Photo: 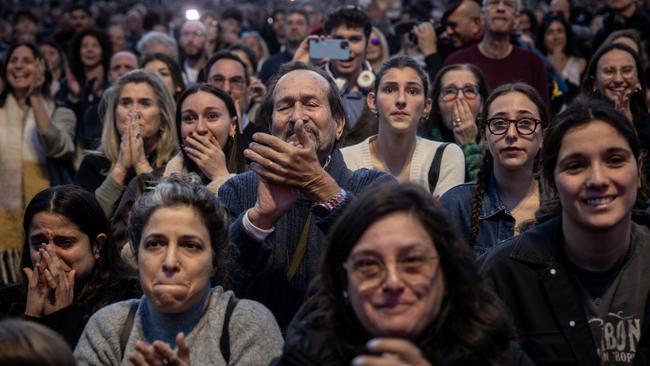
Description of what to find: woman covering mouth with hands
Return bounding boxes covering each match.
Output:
[110,84,246,257]
[440,83,547,255]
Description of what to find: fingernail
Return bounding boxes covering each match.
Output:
[367,339,380,349]
[351,356,366,366]
[42,251,50,258]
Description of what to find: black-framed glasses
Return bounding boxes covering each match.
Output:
[440,84,479,102]
[485,117,541,135]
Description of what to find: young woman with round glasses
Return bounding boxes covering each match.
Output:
[440,83,547,255]
[421,64,488,181]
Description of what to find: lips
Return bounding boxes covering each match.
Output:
[501,146,523,153]
[391,111,409,118]
[582,196,615,207]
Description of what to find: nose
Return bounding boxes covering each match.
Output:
[162,245,180,274]
[505,120,519,140]
[382,263,405,292]
[290,102,307,123]
[612,70,624,83]
[396,88,407,107]
[195,116,209,135]
[586,163,609,189]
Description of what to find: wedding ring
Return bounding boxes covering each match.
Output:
[453,118,461,127]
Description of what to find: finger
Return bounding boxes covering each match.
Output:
[293,120,314,150]
[247,142,287,165]
[23,267,36,287]
[66,269,76,291]
[351,355,404,366]
[176,332,190,363]
[244,148,288,176]
[251,133,293,153]
[128,351,149,366]
[134,341,161,366]
[43,268,57,289]
[152,342,177,365]
[366,338,426,365]
[183,146,207,162]
[249,162,290,186]
[40,249,58,278]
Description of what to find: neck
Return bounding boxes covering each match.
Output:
[13,90,30,105]
[493,163,536,209]
[185,56,206,70]
[373,132,416,178]
[562,214,632,272]
[143,137,158,156]
[619,3,636,18]
[51,67,62,81]
[479,33,513,59]
[144,287,211,347]
[85,64,103,80]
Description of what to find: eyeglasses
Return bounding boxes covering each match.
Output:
[210,75,246,91]
[485,117,541,135]
[599,65,637,80]
[343,254,439,289]
[370,37,381,45]
[440,84,480,102]
[181,30,206,39]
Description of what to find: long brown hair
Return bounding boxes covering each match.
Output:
[469,83,549,244]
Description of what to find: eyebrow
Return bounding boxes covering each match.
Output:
[381,81,423,87]
[558,147,633,163]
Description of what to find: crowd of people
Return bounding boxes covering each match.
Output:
[1,0,650,365]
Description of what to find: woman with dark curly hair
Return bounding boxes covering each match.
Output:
[482,98,650,365]
[275,182,531,365]
[0,185,138,347]
[440,83,548,255]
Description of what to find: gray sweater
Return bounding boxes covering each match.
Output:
[74,287,283,365]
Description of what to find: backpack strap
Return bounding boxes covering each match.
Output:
[428,143,450,194]
[221,294,239,364]
[120,301,138,358]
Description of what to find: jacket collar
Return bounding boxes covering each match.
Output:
[480,174,509,219]
[509,216,563,266]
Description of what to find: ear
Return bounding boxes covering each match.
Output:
[335,112,346,140]
[230,116,238,138]
[367,91,377,114]
[94,233,107,252]
[424,97,433,117]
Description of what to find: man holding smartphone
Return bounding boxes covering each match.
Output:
[323,5,374,139]
[259,9,310,83]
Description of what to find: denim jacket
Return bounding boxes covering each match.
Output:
[439,174,515,255]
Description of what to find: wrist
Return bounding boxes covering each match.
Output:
[248,205,278,230]
[307,170,341,202]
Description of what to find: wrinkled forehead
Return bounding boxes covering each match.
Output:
[272,69,331,104]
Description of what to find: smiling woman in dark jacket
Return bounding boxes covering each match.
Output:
[481,98,650,365]
[275,183,532,366]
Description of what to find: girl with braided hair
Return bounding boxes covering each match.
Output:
[440,83,548,255]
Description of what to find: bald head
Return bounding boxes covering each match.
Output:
[446,0,484,47]
[109,51,138,83]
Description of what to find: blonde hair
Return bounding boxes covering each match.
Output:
[97,69,177,170]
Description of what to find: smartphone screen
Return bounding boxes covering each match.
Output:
[309,39,350,60]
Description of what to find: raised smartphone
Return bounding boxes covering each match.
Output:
[309,39,350,60]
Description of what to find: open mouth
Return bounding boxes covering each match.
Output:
[582,196,615,207]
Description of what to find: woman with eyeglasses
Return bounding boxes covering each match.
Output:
[482,98,650,365]
[342,56,465,197]
[274,183,532,365]
[420,64,489,181]
[440,83,547,255]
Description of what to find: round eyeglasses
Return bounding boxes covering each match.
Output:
[485,117,541,135]
[440,84,480,102]
[343,254,439,289]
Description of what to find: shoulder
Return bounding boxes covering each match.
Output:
[347,167,395,189]
[512,47,545,65]
[445,45,479,63]
[80,298,140,345]
[341,137,372,169]
[440,182,477,203]
[219,171,259,200]
[480,218,561,272]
